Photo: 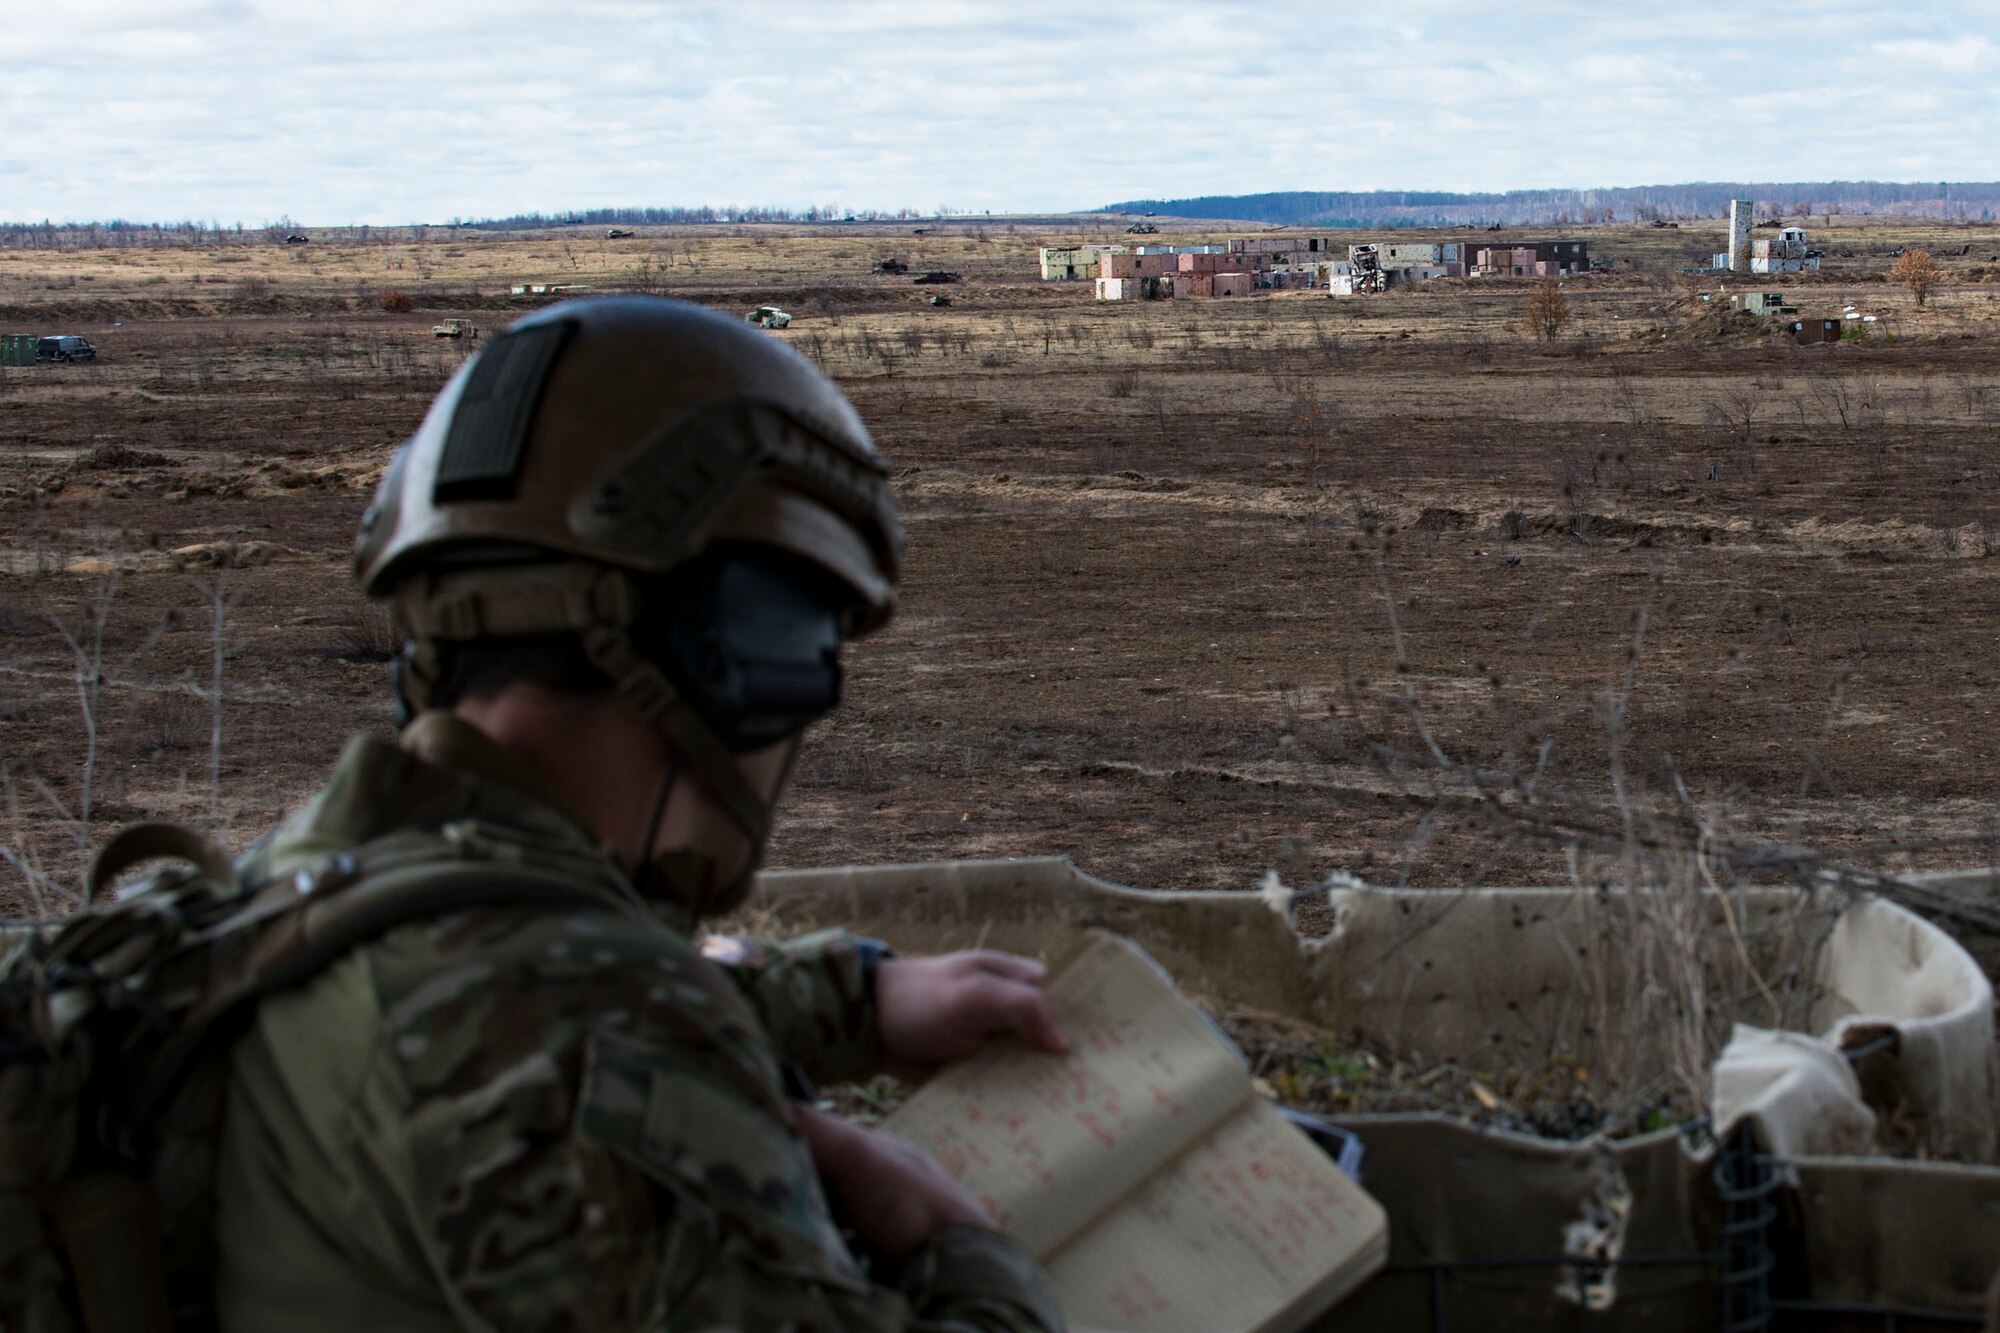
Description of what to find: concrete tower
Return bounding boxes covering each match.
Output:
[1728,199,1753,272]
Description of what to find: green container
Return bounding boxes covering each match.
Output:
[1,334,39,367]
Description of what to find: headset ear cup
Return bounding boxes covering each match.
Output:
[640,548,846,752]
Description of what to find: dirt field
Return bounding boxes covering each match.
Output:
[5,217,2000,972]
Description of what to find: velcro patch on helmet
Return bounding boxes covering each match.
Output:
[435,320,575,503]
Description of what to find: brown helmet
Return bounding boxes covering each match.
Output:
[357,295,899,623]
[355,296,903,901]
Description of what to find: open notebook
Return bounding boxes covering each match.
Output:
[881,931,1387,1333]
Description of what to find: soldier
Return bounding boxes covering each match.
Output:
[211,297,1068,1330]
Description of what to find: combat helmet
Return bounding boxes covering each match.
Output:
[355,296,903,906]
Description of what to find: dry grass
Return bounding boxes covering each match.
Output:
[3,217,2000,940]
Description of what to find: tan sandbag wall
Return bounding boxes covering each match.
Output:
[752,856,2000,1329]
[753,857,1993,1154]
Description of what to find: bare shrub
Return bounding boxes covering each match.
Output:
[1520,280,1573,341]
[1890,248,1946,307]
[625,254,668,295]
[130,684,207,757]
[333,600,398,663]
[378,289,415,314]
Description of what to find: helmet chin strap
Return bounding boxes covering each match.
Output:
[630,751,682,891]
[630,733,805,921]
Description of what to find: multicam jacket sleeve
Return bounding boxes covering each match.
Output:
[699,928,886,1087]
[358,906,1062,1333]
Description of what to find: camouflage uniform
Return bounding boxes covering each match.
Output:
[211,711,1062,1332]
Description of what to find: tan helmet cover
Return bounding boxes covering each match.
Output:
[355,295,901,627]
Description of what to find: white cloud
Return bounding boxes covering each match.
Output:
[1871,36,1997,71]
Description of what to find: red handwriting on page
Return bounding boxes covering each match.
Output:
[881,933,1250,1255]
[1045,1098,1385,1333]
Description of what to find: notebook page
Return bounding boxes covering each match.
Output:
[1044,1096,1388,1333]
[881,931,1250,1256]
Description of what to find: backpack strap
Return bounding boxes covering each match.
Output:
[117,845,648,1157]
[85,824,235,904]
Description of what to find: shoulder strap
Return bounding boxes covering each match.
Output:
[118,851,647,1156]
[85,823,236,903]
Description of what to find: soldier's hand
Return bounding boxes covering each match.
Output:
[874,951,1069,1081]
[796,1102,996,1259]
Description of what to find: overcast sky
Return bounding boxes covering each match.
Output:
[6,1,1997,225]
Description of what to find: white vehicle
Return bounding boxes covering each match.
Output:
[747,305,793,329]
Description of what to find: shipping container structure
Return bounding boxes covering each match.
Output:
[1381,242,1442,266]
[1534,240,1588,273]
[1471,240,1589,277]
[1331,243,1464,293]
[1791,318,1844,344]
[1336,246,1389,294]
[1039,245,1124,281]
[1230,236,1315,255]
[0,334,37,367]
[1731,291,1797,317]
[1177,252,1243,274]
[1474,247,1531,276]
[1750,227,1822,274]
[1212,272,1255,297]
[1096,275,1173,301]
[1099,252,1177,279]
[1171,272,1214,299]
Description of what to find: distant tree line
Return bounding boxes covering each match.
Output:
[459,204,926,230]
[1101,182,2000,228]
[0,205,933,249]
[0,219,260,250]
[0,216,336,250]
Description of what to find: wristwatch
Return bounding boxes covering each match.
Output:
[853,936,896,1007]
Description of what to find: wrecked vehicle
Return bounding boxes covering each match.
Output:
[35,335,96,364]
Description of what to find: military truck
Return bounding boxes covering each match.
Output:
[746,305,793,329]
[431,319,478,340]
